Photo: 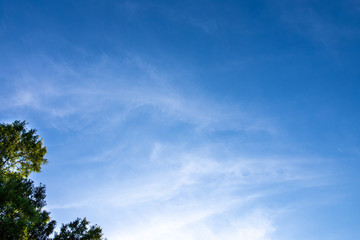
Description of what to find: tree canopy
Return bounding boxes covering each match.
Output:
[0,120,47,177]
[0,120,106,239]
[53,218,103,240]
[0,174,56,239]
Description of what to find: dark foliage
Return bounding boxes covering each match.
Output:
[0,174,56,239]
[53,218,104,240]
[0,121,105,239]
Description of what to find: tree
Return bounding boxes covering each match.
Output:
[0,120,105,239]
[53,218,104,240]
[0,174,56,239]
[0,120,47,178]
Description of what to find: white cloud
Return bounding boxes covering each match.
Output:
[106,208,275,240]
[1,54,277,135]
[1,54,331,240]
[46,141,327,240]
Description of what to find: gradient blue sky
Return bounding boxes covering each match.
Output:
[1,0,360,239]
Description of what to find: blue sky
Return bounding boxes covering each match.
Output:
[1,0,360,239]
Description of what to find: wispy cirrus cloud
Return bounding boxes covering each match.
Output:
[274,0,360,52]
[0,54,277,135]
[45,140,330,240]
[0,50,332,240]
[1,1,358,239]
[108,208,275,240]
